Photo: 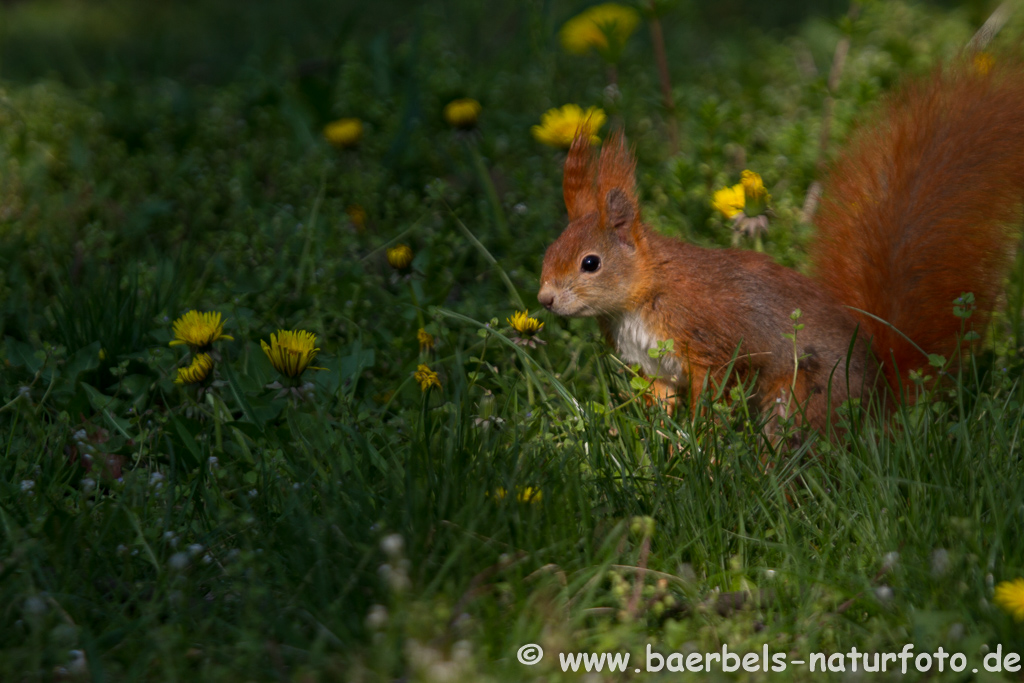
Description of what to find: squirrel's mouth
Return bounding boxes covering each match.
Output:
[538,282,602,318]
[549,297,597,318]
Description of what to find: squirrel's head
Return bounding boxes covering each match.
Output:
[538,130,646,318]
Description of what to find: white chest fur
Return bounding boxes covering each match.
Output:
[609,312,682,383]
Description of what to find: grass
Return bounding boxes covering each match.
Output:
[1,0,1024,680]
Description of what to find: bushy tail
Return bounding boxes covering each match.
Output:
[811,59,1024,391]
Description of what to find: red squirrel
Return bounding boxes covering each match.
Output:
[537,62,1024,432]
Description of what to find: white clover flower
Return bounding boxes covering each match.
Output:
[68,649,88,675]
[188,543,204,557]
[931,548,950,577]
[881,551,899,571]
[20,480,35,492]
[169,552,190,570]
[365,604,388,630]
[381,534,405,559]
[451,640,473,662]
[23,596,47,615]
[81,478,96,493]
[875,585,894,603]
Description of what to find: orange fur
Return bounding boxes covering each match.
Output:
[563,129,598,221]
[811,62,1024,392]
[539,61,1023,433]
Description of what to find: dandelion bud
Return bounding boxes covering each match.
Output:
[323,118,362,148]
[740,170,769,217]
[443,98,482,130]
[346,205,367,231]
[174,353,214,385]
[417,328,435,352]
[386,244,414,270]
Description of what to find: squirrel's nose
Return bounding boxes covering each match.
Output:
[537,284,555,310]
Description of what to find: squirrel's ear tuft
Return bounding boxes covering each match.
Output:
[598,130,639,243]
[563,131,598,220]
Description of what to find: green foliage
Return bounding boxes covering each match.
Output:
[1,0,1024,680]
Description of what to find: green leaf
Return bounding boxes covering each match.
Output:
[630,376,652,392]
[221,359,260,428]
[170,414,202,466]
[5,337,42,373]
[80,382,123,415]
[64,342,102,382]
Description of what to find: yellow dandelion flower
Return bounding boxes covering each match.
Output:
[260,330,325,378]
[174,353,214,385]
[443,98,482,129]
[974,52,994,75]
[994,578,1024,621]
[740,169,770,217]
[169,310,234,350]
[712,184,744,219]
[417,328,435,352]
[531,104,605,148]
[491,486,542,503]
[559,3,640,57]
[323,118,363,148]
[387,244,414,270]
[508,311,546,348]
[507,313,548,350]
[508,311,544,336]
[414,364,441,391]
[346,204,367,230]
[517,486,542,503]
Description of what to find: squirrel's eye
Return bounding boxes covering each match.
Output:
[581,255,601,272]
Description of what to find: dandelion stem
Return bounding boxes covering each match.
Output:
[294,171,326,298]
[408,280,426,329]
[804,2,858,223]
[445,205,527,310]
[465,140,510,243]
[32,370,58,416]
[0,371,39,415]
[360,217,424,262]
[646,6,678,154]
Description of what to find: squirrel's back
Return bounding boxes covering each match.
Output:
[811,60,1024,391]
